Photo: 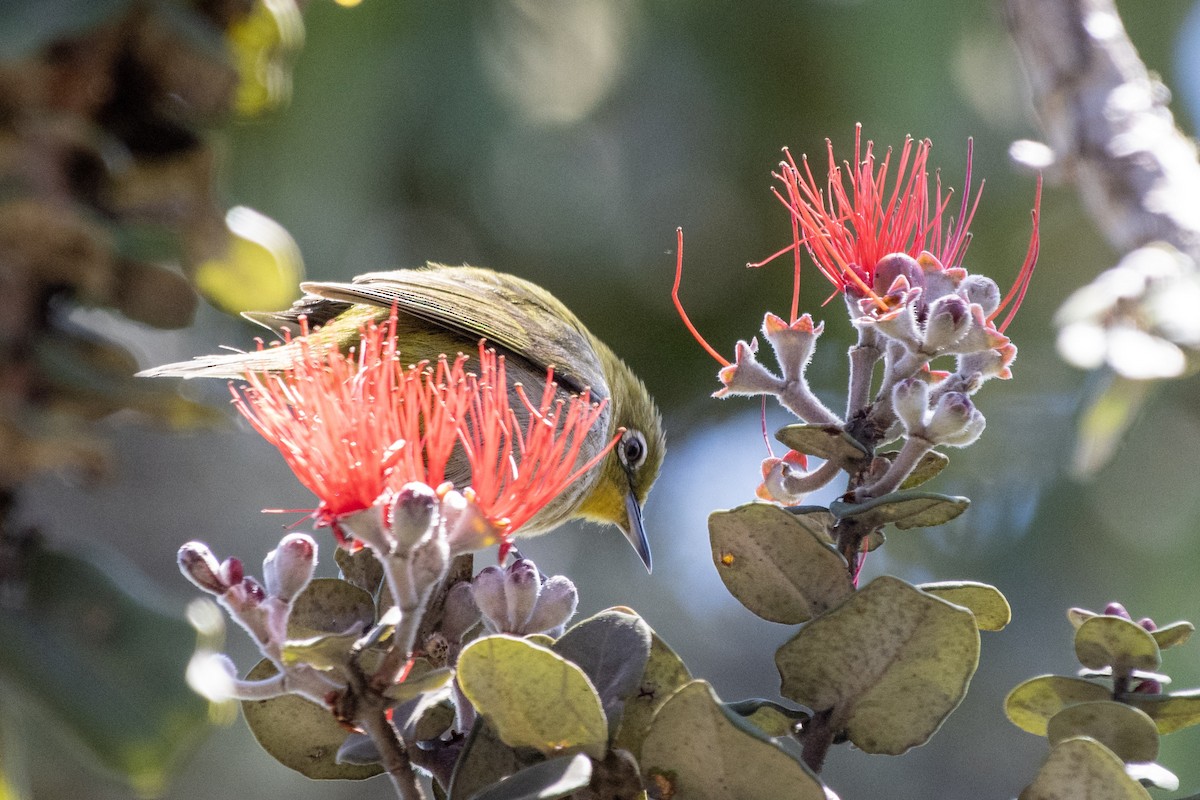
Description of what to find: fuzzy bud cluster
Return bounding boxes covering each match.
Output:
[471,559,579,638]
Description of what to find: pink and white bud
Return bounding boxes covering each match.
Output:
[961,274,1002,316]
[925,392,986,447]
[892,378,930,434]
[263,533,317,602]
[219,557,243,588]
[178,542,226,594]
[922,295,971,352]
[523,575,579,636]
[872,253,925,294]
[504,559,541,633]
[761,312,823,384]
[713,339,783,398]
[472,565,510,632]
[390,482,439,552]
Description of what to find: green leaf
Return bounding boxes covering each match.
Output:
[1074,616,1161,673]
[240,659,381,780]
[281,631,362,671]
[1149,621,1194,650]
[830,490,970,530]
[774,423,869,469]
[1068,608,1098,630]
[612,631,692,761]
[918,581,1011,631]
[1005,676,1111,736]
[457,635,607,759]
[552,609,652,738]
[287,578,376,641]
[449,720,535,800]
[464,753,592,800]
[384,666,455,705]
[1019,738,1152,800]
[897,450,950,489]
[724,699,810,737]
[709,503,853,624]
[640,681,824,800]
[0,544,211,796]
[334,547,384,596]
[1124,689,1200,734]
[1046,701,1159,763]
[775,575,979,754]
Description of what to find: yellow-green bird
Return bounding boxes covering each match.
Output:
[141,264,665,571]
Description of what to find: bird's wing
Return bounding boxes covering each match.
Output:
[301,265,608,397]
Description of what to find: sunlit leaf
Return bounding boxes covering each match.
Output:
[1046,701,1159,763]
[709,503,853,624]
[612,631,692,761]
[775,575,979,754]
[1074,616,1161,673]
[1020,737,1152,800]
[1005,676,1111,736]
[1124,689,1200,734]
[918,581,1011,631]
[193,206,302,314]
[457,635,607,759]
[640,681,823,800]
[552,609,651,737]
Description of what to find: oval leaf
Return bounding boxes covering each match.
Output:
[919,581,1011,631]
[774,423,869,468]
[1005,676,1111,736]
[612,631,692,761]
[457,635,607,759]
[1046,701,1159,763]
[1124,689,1200,734]
[1150,621,1194,650]
[1068,607,1098,630]
[775,575,979,754]
[241,659,381,780]
[449,720,533,800]
[830,490,970,530]
[898,450,950,489]
[1020,737,1152,800]
[287,578,376,641]
[552,609,651,737]
[724,699,810,737]
[1074,616,1161,673]
[709,503,854,624]
[464,753,592,800]
[640,681,824,800]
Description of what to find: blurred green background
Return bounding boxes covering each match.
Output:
[13,0,1200,796]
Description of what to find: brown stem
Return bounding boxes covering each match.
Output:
[798,707,836,773]
[344,648,427,800]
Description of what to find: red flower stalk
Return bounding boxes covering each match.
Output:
[232,311,614,543]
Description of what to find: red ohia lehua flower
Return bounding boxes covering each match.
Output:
[231,310,616,552]
[762,124,1041,337]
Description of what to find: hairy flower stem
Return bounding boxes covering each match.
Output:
[343,654,427,800]
[846,341,882,419]
[853,436,935,502]
[778,381,842,426]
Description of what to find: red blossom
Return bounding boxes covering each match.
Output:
[231,311,615,546]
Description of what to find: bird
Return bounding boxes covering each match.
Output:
[140,264,665,571]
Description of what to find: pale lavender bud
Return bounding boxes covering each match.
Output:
[961,275,1001,316]
[1139,617,1157,632]
[923,295,971,352]
[391,482,438,552]
[263,533,317,602]
[473,565,510,632]
[441,581,481,642]
[891,378,930,434]
[1133,679,1163,694]
[925,392,986,447]
[505,560,541,633]
[523,575,578,636]
[179,542,226,594]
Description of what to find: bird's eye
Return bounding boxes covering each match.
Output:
[619,430,648,470]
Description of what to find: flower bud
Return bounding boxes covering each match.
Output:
[714,339,783,398]
[961,274,1001,316]
[523,575,578,636]
[1105,602,1131,619]
[924,391,986,447]
[441,581,481,642]
[240,576,266,606]
[922,295,971,352]
[1138,617,1157,632]
[762,312,823,384]
[505,560,541,633]
[873,253,924,294]
[892,378,930,434]
[390,482,438,552]
[473,565,510,632]
[219,557,243,588]
[263,533,317,602]
[1132,678,1163,695]
[178,542,226,594]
